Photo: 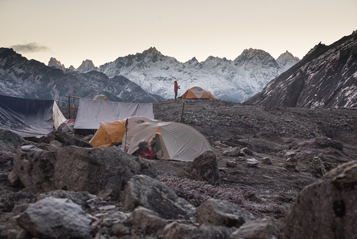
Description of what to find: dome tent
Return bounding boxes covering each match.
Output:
[181,86,217,100]
[122,121,212,162]
[93,94,109,101]
[90,116,154,147]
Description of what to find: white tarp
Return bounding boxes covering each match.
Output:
[74,98,154,129]
[52,101,67,130]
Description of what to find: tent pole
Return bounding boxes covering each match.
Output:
[68,96,71,119]
[180,100,185,123]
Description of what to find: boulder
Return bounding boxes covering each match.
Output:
[162,221,235,239]
[230,219,273,239]
[261,157,272,165]
[127,206,168,232]
[282,160,357,239]
[40,131,93,148]
[13,146,156,199]
[315,137,343,151]
[123,175,195,220]
[187,151,220,185]
[247,158,259,168]
[0,129,25,148]
[196,198,255,228]
[241,147,254,156]
[17,197,91,239]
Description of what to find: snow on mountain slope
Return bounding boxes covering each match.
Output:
[276,51,300,73]
[94,47,299,102]
[244,31,357,108]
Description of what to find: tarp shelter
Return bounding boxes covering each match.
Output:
[90,116,154,147]
[0,94,54,137]
[122,121,212,162]
[181,86,217,100]
[58,119,75,133]
[93,95,109,101]
[52,101,67,130]
[74,98,154,130]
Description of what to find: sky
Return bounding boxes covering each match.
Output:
[1,0,356,68]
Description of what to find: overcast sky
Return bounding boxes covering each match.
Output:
[1,0,356,68]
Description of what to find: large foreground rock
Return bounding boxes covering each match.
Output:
[283,160,357,239]
[187,151,220,185]
[123,175,196,220]
[196,198,255,228]
[13,146,156,199]
[17,197,91,239]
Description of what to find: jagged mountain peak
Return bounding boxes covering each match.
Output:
[48,57,65,69]
[142,47,162,55]
[77,59,96,73]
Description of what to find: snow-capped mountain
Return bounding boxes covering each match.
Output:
[0,48,164,104]
[85,47,299,102]
[244,31,357,108]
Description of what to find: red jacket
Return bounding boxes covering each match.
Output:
[139,149,156,159]
[174,81,179,91]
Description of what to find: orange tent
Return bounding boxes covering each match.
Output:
[181,86,217,100]
[90,116,154,147]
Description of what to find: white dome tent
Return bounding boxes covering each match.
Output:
[122,121,212,162]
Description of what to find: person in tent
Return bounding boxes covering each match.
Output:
[138,139,157,159]
[174,80,180,100]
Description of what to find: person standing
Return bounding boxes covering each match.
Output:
[174,80,180,99]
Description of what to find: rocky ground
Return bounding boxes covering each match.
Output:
[1,99,357,239]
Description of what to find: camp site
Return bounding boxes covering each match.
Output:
[1,85,357,239]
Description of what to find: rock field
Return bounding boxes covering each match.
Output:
[1,99,357,239]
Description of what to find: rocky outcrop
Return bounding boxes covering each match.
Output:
[283,160,357,239]
[12,146,156,199]
[17,197,91,239]
[187,151,220,185]
[36,190,97,209]
[244,31,357,108]
[123,175,195,220]
[196,199,255,228]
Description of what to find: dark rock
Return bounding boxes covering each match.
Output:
[315,137,343,151]
[13,146,156,199]
[123,175,195,220]
[37,190,96,209]
[187,151,220,185]
[40,131,93,148]
[162,221,235,239]
[226,160,237,168]
[0,129,25,148]
[17,197,91,239]
[242,147,254,156]
[261,157,272,165]
[283,160,357,239]
[110,223,130,237]
[230,219,273,239]
[196,198,255,228]
[127,206,168,232]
